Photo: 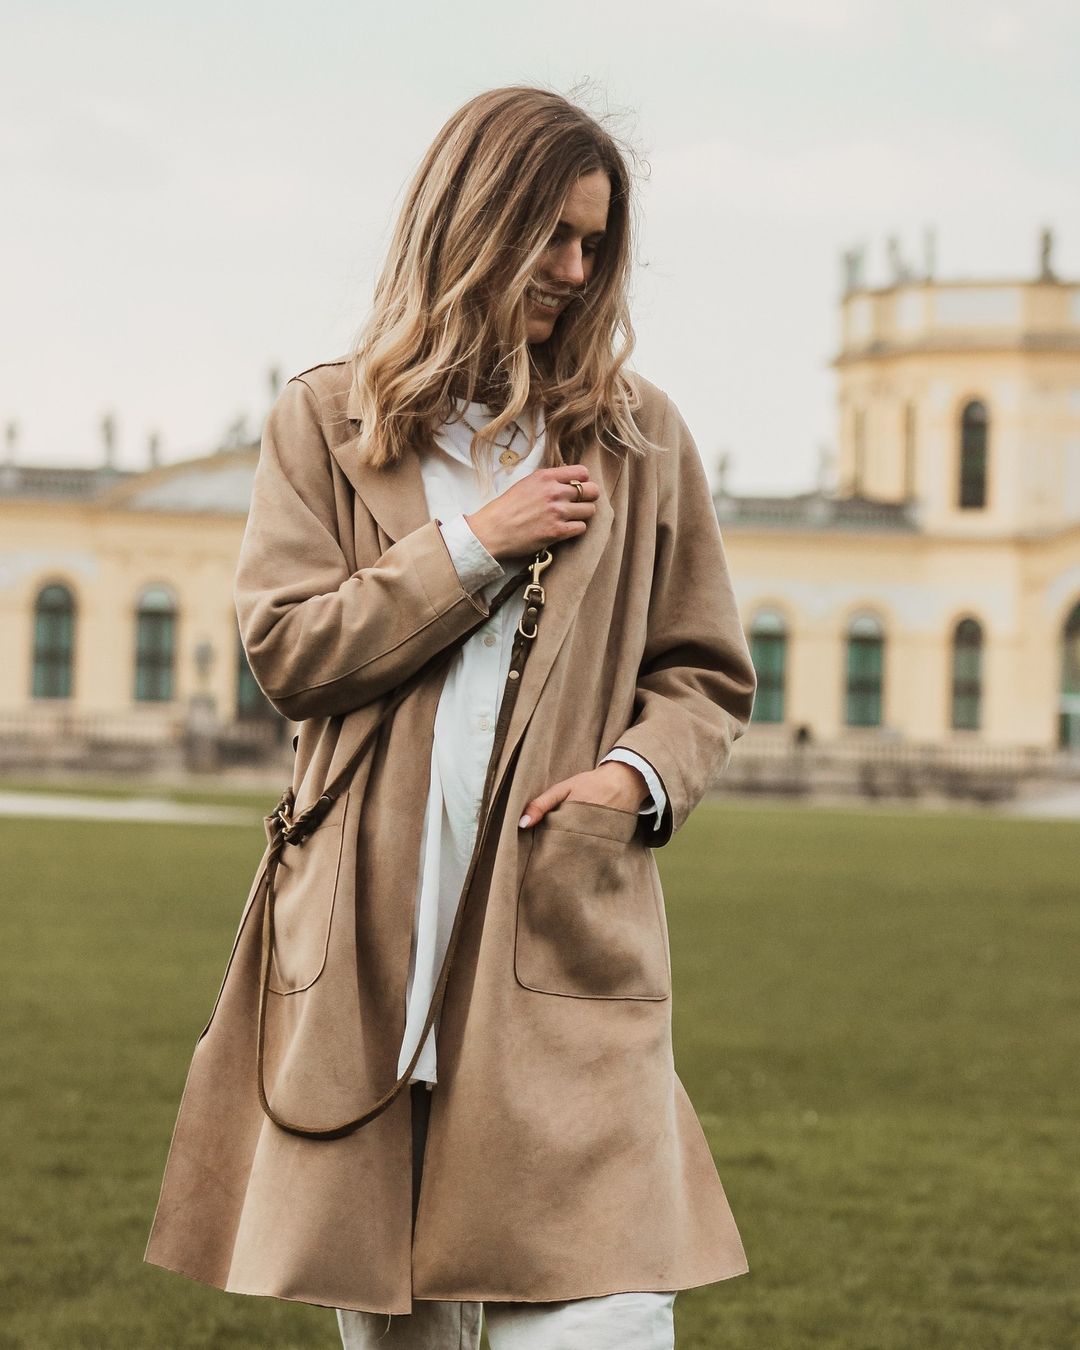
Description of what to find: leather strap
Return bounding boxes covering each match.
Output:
[255,551,552,1139]
[267,563,533,847]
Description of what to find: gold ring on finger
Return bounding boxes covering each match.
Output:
[569,479,584,502]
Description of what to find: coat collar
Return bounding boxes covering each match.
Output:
[326,375,430,543]
[336,380,552,546]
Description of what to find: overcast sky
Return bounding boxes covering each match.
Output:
[3,0,1078,493]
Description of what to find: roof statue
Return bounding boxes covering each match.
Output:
[1039,226,1057,282]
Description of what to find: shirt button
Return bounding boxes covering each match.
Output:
[479,717,490,731]
[483,633,496,647]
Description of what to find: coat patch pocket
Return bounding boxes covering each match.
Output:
[268,790,351,995]
[514,798,671,1001]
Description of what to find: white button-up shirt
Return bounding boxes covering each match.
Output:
[397,399,668,1085]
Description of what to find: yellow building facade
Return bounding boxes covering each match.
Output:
[2,246,1078,775]
[724,254,1080,756]
[0,450,275,768]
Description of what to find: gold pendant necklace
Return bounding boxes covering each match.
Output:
[460,411,530,472]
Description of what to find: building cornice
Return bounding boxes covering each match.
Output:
[832,332,1080,367]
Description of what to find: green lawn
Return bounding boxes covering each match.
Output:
[1,800,1076,1348]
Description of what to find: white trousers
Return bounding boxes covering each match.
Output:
[336,1291,677,1349]
[336,1085,677,1348]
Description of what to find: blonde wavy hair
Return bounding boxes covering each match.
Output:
[347,84,657,483]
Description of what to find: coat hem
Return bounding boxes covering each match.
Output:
[142,1253,414,1317]
[143,1253,749,1317]
[406,1264,751,1310]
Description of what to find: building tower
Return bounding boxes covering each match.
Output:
[833,229,1080,537]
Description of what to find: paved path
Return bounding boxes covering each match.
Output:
[0,791,261,827]
[1004,786,1080,820]
[3,787,1077,827]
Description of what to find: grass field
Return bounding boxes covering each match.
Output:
[1,797,1077,1348]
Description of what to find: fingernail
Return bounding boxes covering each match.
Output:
[519,814,531,828]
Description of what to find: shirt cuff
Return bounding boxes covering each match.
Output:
[598,747,668,833]
[436,513,506,593]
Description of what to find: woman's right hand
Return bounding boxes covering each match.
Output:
[464,465,600,560]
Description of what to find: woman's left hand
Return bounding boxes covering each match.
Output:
[518,762,648,829]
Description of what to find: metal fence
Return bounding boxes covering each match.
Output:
[2,708,1077,800]
[721,729,1078,803]
[0,707,290,776]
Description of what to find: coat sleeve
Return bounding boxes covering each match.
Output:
[610,392,758,848]
[234,376,496,721]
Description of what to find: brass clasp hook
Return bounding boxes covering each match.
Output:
[524,548,553,602]
[518,548,553,639]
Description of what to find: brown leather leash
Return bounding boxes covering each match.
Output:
[256,548,554,1139]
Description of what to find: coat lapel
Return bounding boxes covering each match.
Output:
[330,395,432,543]
[324,396,627,800]
[487,448,622,796]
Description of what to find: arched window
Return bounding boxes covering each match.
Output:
[134,585,178,703]
[236,629,276,721]
[1060,600,1080,750]
[749,609,787,724]
[31,583,76,699]
[951,617,983,731]
[959,400,989,509]
[845,613,885,727]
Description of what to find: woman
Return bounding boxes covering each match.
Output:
[145,86,758,1350]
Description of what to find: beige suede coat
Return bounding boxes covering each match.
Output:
[144,357,758,1314]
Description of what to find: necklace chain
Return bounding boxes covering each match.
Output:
[458,409,534,472]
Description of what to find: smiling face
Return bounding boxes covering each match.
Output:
[525,169,611,345]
